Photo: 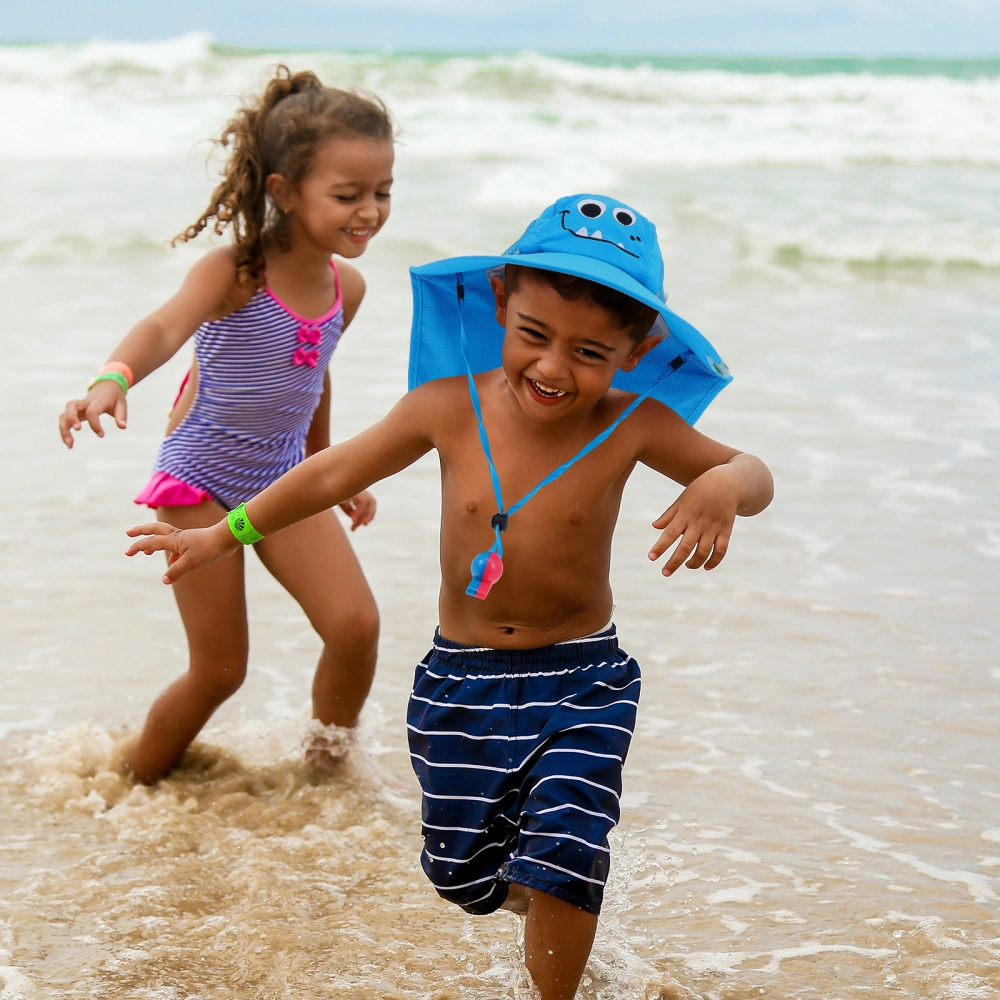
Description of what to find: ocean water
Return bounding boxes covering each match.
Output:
[1,34,998,999]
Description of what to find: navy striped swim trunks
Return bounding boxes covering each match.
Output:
[407,623,640,916]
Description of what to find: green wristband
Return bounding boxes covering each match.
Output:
[88,371,129,395]
[228,503,264,545]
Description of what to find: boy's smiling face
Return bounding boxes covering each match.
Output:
[492,272,661,422]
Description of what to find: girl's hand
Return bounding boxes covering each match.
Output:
[59,382,128,448]
[338,490,376,531]
[648,466,740,577]
[125,520,239,584]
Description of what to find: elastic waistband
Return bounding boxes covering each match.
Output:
[430,624,620,674]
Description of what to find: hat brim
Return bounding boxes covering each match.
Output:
[417,251,670,318]
[409,253,732,425]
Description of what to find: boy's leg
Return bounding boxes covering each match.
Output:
[524,887,598,1000]
[408,637,518,913]
[254,509,378,745]
[129,501,248,783]
[498,638,640,995]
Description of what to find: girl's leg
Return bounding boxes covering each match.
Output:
[522,887,599,1000]
[129,501,248,783]
[253,508,379,732]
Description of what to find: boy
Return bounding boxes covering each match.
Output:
[127,194,773,1000]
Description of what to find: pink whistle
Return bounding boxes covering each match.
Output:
[466,549,503,600]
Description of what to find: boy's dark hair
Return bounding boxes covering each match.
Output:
[174,65,394,287]
[505,264,658,344]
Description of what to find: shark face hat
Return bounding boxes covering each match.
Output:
[408,193,733,600]
[511,194,666,299]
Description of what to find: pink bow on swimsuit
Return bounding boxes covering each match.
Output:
[293,347,320,367]
[293,325,322,366]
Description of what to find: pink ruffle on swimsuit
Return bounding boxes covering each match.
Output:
[135,262,344,510]
[135,469,211,507]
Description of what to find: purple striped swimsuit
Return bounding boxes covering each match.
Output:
[152,265,344,511]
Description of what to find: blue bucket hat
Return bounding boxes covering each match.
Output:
[407,194,733,601]
[408,193,732,424]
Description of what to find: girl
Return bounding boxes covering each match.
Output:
[58,67,394,783]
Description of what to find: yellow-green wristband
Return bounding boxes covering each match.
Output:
[227,503,264,545]
[88,371,129,395]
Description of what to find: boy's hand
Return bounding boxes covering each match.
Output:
[339,490,376,531]
[125,520,238,584]
[648,465,740,576]
[59,382,128,448]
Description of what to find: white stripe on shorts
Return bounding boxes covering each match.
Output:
[511,856,607,887]
[430,873,496,891]
[534,801,617,823]
[424,838,512,865]
[519,828,610,853]
[529,773,620,800]
[421,660,608,682]
[409,691,637,712]
[421,789,518,804]
[407,723,540,742]
[422,815,518,834]
[410,752,511,774]
[592,677,641,692]
[541,747,624,763]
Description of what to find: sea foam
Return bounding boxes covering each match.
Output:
[1,36,998,271]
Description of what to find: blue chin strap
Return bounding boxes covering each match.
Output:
[456,275,684,600]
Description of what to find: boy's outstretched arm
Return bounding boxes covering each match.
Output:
[635,400,773,577]
[126,387,438,583]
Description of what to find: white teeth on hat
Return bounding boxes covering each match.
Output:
[591,230,603,240]
[576,227,588,237]
[617,243,625,249]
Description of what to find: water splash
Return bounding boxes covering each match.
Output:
[0,719,682,999]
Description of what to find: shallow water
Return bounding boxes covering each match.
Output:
[1,38,999,999]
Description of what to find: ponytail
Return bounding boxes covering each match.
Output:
[174,65,393,287]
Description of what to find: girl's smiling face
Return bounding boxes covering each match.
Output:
[493,274,661,423]
[268,136,394,258]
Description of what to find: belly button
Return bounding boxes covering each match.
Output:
[568,510,581,525]
[466,500,478,514]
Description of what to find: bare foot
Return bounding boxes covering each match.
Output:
[304,719,354,777]
[501,881,530,915]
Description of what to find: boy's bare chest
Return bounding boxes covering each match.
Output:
[438,418,636,549]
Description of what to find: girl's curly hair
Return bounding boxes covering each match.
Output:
[174,66,394,286]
